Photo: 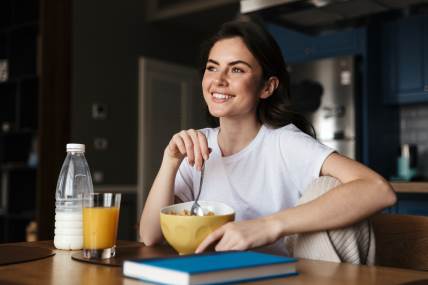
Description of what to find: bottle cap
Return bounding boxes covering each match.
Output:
[66,143,85,152]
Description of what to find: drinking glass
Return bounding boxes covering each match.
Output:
[82,193,121,259]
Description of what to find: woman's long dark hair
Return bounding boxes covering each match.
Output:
[200,19,315,138]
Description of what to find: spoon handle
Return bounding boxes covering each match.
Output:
[195,163,205,202]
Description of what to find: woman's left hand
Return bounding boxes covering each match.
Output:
[195,217,281,253]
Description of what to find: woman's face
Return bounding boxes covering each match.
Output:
[202,37,264,120]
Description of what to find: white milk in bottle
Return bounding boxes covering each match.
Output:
[54,143,93,250]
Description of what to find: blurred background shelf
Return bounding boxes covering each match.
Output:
[0,166,37,242]
[0,0,39,243]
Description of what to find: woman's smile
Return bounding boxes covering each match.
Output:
[211,92,234,103]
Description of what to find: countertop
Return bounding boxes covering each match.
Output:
[390,182,428,193]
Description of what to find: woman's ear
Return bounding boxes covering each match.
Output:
[260,77,279,99]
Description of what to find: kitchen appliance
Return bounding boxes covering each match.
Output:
[289,55,358,159]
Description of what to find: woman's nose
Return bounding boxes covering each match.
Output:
[212,71,227,86]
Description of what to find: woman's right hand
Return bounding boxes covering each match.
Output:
[164,129,209,171]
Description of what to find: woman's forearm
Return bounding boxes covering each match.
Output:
[268,178,396,238]
[139,153,182,245]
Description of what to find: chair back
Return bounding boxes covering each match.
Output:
[371,213,428,271]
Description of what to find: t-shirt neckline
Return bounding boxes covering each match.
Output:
[213,125,267,163]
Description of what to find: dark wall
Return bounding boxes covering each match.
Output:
[72,1,208,185]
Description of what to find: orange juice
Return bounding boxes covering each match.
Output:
[83,207,120,249]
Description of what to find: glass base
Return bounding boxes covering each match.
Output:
[82,246,115,259]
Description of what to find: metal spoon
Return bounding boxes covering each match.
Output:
[190,163,205,216]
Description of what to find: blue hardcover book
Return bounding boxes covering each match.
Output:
[123,251,297,285]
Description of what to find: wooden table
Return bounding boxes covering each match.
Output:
[0,241,427,285]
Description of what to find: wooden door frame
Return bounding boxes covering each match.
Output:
[137,58,201,235]
[36,0,71,240]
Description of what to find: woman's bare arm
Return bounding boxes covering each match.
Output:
[139,130,209,245]
[139,153,181,245]
[270,153,397,236]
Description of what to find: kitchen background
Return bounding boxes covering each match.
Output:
[1,0,428,243]
[401,104,428,176]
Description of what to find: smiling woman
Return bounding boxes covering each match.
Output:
[198,20,315,136]
[201,37,270,123]
[139,19,396,257]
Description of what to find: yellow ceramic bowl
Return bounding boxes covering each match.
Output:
[160,201,235,255]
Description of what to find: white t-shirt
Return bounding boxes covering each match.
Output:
[174,124,334,254]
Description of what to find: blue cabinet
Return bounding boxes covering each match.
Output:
[314,30,362,58]
[397,200,428,216]
[383,15,428,104]
[396,194,428,216]
[268,25,314,62]
[268,24,363,63]
[385,193,428,216]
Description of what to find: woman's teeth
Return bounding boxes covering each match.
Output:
[212,93,232,100]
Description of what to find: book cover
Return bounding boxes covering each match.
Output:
[123,251,297,285]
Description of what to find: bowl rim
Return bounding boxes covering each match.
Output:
[160,201,235,217]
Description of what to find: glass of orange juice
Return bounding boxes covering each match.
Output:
[82,193,121,259]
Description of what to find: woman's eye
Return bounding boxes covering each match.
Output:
[231,67,243,73]
[206,65,217,72]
